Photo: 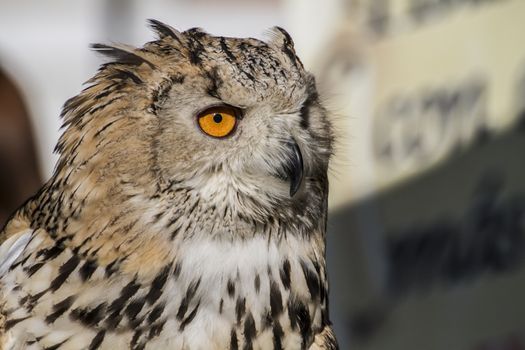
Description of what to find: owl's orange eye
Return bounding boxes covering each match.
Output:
[197,106,238,138]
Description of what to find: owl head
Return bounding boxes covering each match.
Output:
[55,20,333,233]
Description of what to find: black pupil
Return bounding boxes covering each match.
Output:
[213,113,223,123]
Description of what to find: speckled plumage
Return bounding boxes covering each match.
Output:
[0,21,337,349]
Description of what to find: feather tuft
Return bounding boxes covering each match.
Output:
[90,43,155,68]
[148,19,184,44]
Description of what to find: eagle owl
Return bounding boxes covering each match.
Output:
[0,20,337,350]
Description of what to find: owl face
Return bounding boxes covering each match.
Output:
[150,28,333,220]
[56,23,332,228]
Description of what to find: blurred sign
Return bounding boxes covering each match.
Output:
[327,121,525,350]
[313,1,525,350]
[318,0,525,207]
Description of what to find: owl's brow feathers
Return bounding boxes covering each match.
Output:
[55,20,304,173]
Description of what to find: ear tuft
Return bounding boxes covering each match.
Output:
[265,27,303,68]
[90,43,155,68]
[147,19,185,44]
[266,26,296,51]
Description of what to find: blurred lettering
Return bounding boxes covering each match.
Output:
[409,0,506,25]
[386,175,525,295]
[364,0,507,37]
[373,78,487,170]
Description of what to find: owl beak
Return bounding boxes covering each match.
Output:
[287,139,304,197]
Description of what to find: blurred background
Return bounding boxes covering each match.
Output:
[1,0,524,349]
